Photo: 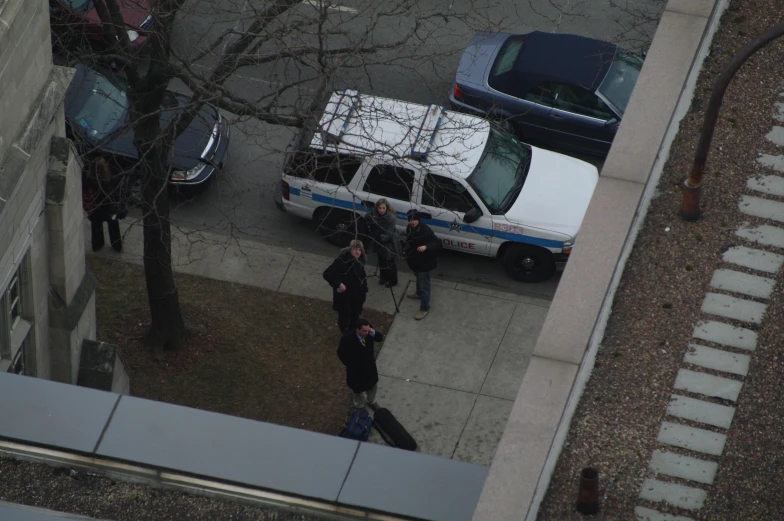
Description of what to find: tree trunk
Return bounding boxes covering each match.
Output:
[140,148,186,355]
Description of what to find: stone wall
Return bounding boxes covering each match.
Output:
[0,0,95,381]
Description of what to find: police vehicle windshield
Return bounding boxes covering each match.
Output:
[467,128,532,215]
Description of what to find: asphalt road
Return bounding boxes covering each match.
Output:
[165,0,663,300]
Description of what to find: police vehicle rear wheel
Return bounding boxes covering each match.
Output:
[503,244,555,282]
[317,210,355,247]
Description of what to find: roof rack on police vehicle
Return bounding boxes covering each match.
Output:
[322,89,360,144]
[410,104,444,160]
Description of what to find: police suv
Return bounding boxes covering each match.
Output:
[276,90,599,282]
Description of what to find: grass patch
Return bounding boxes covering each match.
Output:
[89,256,394,435]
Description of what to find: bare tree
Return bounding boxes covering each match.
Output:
[56,0,490,354]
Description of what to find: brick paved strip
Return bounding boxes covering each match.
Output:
[635,506,695,521]
[667,395,735,429]
[684,344,750,377]
[758,155,784,173]
[692,321,757,350]
[765,127,784,146]
[673,369,742,402]
[722,245,784,273]
[747,174,784,196]
[735,224,784,249]
[657,421,727,456]
[709,268,775,299]
[649,449,719,485]
[638,478,707,510]
[701,293,767,324]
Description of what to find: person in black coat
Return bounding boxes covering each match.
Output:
[403,209,442,320]
[82,157,127,252]
[337,318,384,409]
[323,239,369,334]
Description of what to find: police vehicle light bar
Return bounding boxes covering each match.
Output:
[323,89,360,143]
[410,104,444,160]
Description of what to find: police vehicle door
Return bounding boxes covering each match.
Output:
[353,160,416,234]
[417,173,492,255]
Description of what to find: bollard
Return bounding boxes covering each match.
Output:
[576,467,600,515]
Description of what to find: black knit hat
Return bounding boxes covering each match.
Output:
[407,209,425,221]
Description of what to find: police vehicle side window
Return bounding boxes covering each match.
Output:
[284,150,362,186]
[364,165,415,201]
[422,174,477,213]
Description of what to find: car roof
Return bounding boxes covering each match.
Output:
[513,31,617,95]
[310,93,490,180]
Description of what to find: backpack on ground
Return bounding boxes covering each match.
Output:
[339,408,372,441]
[373,407,417,451]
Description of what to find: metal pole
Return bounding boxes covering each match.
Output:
[682,23,784,221]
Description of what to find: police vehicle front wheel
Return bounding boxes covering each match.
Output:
[317,209,355,247]
[502,244,555,282]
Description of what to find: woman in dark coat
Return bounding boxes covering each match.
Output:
[82,157,126,252]
[323,239,369,334]
[364,198,400,287]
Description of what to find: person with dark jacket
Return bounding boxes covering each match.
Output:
[82,157,126,252]
[323,240,369,334]
[403,209,442,320]
[337,318,384,410]
[364,198,400,287]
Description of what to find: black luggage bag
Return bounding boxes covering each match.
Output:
[373,407,417,451]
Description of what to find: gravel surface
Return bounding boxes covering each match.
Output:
[0,457,330,520]
[538,0,784,519]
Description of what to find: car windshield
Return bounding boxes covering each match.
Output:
[69,72,129,142]
[467,128,532,215]
[61,0,93,13]
[597,51,643,115]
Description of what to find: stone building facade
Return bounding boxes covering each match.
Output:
[0,0,96,382]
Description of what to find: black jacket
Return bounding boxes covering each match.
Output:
[403,222,442,272]
[337,329,384,393]
[323,251,368,313]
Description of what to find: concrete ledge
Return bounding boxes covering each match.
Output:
[471,0,731,519]
[0,371,487,521]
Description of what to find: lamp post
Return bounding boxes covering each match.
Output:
[681,23,784,221]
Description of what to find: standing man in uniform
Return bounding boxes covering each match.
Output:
[403,209,442,320]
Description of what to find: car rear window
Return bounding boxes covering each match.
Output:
[284,150,362,185]
[488,35,527,97]
[490,36,526,77]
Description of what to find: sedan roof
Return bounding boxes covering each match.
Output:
[512,31,617,94]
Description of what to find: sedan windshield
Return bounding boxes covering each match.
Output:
[467,128,532,215]
[61,0,93,13]
[597,51,643,115]
[69,73,129,142]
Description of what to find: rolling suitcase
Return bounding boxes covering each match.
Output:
[373,407,417,451]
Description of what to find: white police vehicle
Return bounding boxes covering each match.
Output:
[276,89,599,282]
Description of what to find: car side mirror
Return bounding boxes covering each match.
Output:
[463,207,482,223]
[605,118,619,129]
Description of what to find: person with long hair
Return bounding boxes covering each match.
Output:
[82,157,125,252]
[323,239,369,334]
[364,198,400,287]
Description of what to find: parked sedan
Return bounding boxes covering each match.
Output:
[49,0,154,51]
[450,31,643,157]
[64,64,229,194]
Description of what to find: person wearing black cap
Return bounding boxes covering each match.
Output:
[403,209,442,320]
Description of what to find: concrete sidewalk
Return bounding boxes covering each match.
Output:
[88,220,549,464]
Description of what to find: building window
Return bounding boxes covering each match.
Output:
[1,258,34,376]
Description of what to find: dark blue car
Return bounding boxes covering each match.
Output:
[450,31,643,157]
